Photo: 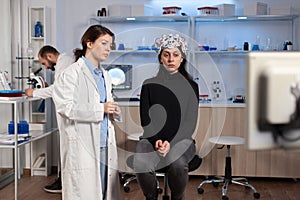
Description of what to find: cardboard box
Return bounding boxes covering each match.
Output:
[217,4,235,16]
[131,4,153,16]
[270,6,297,15]
[108,5,131,17]
[244,2,268,15]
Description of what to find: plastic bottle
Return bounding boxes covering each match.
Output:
[243,42,249,51]
[34,21,43,37]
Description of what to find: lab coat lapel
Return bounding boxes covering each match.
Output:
[79,58,98,91]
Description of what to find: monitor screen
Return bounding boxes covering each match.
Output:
[102,64,132,90]
[246,52,300,150]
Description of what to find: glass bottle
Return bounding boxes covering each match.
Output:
[34,21,43,37]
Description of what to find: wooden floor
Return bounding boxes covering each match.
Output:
[0,174,299,200]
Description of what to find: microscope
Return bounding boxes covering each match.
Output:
[15,67,45,89]
[27,68,45,89]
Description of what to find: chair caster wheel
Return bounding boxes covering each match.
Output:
[158,188,163,194]
[254,192,260,199]
[222,195,229,200]
[197,187,204,194]
[212,182,219,187]
[124,186,130,193]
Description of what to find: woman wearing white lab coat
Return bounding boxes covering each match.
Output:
[53,25,120,200]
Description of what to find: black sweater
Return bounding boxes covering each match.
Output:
[140,68,199,147]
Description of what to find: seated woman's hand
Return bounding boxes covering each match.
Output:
[155,140,170,157]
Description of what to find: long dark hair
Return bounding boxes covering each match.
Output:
[73,25,114,61]
[157,47,193,81]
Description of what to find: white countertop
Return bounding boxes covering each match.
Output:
[117,100,245,108]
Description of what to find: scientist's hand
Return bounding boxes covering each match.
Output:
[112,104,121,117]
[24,88,34,97]
[155,140,170,157]
[104,102,120,115]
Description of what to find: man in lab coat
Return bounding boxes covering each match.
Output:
[24,45,73,193]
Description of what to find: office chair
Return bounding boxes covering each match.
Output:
[124,154,202,200]
[197,136,260,200]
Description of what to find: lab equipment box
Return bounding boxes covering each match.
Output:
[217,4,236,16]
[244,2,268,15]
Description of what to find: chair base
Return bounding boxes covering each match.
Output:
[197,176,260,200]
[120,172,165,194]
[120,172,137,192]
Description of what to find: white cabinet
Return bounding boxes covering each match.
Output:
[28,6,53,176]
[89,15,298,101]
[29,6,50,63]
[191,15,298,100]
[0,97,57,200]
[192,15,298,52]
[28,6,51,124]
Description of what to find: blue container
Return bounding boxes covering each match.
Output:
[18,120,29,134]
[8,121,14,134]
[8,120,29,134]
[34,21,43,37]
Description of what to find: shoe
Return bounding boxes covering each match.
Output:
[44,176,62,193]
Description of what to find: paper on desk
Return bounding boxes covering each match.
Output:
[0,134,30,144]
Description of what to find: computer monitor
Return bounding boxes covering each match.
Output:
[246,52,300,150]
[102,64,132,90]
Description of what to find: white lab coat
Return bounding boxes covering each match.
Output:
[33,53,73,99]
[53,58,120,200]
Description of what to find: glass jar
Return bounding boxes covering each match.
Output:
[34,21,43,37]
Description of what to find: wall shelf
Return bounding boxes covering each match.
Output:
[90,14,299,100]
[193,15,298,22]
[90,15,190,23]
[31,37,45,40]
[110,50,158,54]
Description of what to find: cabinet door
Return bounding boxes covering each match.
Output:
[115,105,144,172]
[256,148,300,178]
[269,150,300,178]
[191,107,212,175]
